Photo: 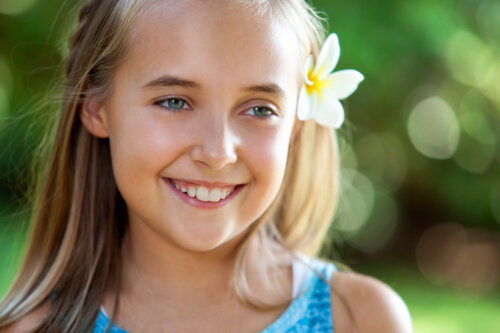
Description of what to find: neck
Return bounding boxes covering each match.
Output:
[110,219,293,318]
[103,222,294,332]
[119,224,246,307]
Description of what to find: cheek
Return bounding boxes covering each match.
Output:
[106,111,189,184]
[243,126,291,189]
[238,129,291,225]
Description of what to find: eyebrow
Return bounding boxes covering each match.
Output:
[142,75,285,99]
[142,75,200,89]
[243,83,285,100]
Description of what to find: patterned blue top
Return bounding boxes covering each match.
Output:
[92,259,336,333]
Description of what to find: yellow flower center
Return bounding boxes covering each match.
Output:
[306,67,330,99]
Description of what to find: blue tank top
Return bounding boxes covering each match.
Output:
[92,259,337,333]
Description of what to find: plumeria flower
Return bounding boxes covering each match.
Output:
[297,33,364,128]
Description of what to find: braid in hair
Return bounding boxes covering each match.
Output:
[64,0,96,80]
[64,0,106,86]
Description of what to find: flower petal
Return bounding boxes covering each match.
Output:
[327,69,364,100]
[297,85,317,120]
[313,33,340,79]
[313,93,345,128]
[304,55,314,85]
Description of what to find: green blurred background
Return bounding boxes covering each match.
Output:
[1,0,499,332]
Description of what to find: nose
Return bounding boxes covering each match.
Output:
[190,117,238,170]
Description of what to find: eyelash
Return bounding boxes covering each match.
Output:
[243,106,278,120]
[153,97,191,111]
[153,97,278,120]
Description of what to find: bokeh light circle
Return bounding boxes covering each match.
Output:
[0,0,39,15]
[407,97,460,159]
[416,223,468,285]
[334,168,375,233]
[347,191,398,253]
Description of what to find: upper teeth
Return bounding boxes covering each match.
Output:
[173,182,234,202]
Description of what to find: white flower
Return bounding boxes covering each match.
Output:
[297,33,364,128]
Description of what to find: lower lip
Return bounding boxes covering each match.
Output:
[162,178,244,209]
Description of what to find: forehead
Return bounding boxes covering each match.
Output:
[118,0,302,92]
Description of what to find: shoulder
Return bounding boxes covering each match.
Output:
[1,301,51,333]
[329,270,413,333]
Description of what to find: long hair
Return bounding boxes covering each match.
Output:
[0,0,339,331]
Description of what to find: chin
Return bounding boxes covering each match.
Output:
[163,228,231,253]
[168,223,249,254]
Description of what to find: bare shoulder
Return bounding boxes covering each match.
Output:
[330,270,413,333]
[1,301,51,333]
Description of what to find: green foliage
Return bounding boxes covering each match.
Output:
[0,212,27,299]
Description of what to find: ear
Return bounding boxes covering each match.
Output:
[79,95,109,138]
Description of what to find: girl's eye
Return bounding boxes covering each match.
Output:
[154,98,190,111]
[246,106,276,119]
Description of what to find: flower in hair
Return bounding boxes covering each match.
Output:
[297,33,364,128]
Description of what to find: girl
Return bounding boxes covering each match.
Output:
[0,0,412,332]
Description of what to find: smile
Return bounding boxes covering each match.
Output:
[163,178,244,207]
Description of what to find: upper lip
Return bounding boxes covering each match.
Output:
[164,177,243,190]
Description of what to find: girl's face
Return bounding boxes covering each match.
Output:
[98,0,302,252]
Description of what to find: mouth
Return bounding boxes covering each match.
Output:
[162,178,245,207]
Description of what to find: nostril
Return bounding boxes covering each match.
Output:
[190,141,238,170]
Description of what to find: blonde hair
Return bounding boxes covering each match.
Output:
[0,0,339,331]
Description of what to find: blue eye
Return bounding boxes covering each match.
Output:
[154,98,190,111]
[247,106,276,118]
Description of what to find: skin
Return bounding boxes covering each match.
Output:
[102,1,300,255]
[4,1,413,332]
